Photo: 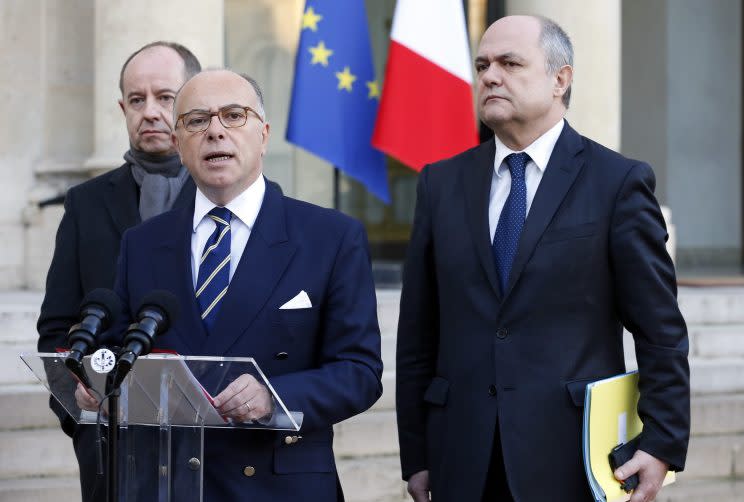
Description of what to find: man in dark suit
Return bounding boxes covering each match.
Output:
[396,15,689,502]
[74,69,382,500]
[37,41,201,501]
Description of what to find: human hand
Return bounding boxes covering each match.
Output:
[212,374,274,422]
[407,470,430,502]
[614,449,669,502]
[74,382,100,412]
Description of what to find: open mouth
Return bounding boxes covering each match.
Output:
[204,152,234,163]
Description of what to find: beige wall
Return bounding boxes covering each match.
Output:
[506,0,621,150]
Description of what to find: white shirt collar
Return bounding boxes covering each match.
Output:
[493,119,565,177]
[192,175,266,232]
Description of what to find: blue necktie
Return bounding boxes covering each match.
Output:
[196,207,232,334]
[492,152,530,294]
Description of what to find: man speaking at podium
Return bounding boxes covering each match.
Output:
[89,69,383,501]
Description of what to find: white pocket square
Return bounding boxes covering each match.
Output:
[279,290,312,309]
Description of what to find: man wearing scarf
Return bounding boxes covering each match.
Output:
[37,41,201,502]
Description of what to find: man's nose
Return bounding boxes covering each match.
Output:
[143,95,162,120]
[481,63,502,86]
[205,115,226,140]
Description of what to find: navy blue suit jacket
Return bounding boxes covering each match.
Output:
[112,180,383,501]
[37,164,195,502]
[396,123,689,501]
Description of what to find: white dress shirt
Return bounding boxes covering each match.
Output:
[191,176,266,288]
[488,119,565,240]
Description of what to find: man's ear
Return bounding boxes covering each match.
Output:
[554,65,573,100]
[260,122,271,156]
[171,132,179,153]
[118,99,125,114]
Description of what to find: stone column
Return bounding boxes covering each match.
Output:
[505,0,621,151]
[84,0,225,174]
[24,1,225,289]
[0,0,46,288]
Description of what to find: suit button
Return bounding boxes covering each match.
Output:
[496,328,508,339]
[275,352,289,360]
[243,466,256,477]
[488,384,497,396]
[188,457,200,471]
[284,435,300,445]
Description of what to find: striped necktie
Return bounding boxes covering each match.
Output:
[196,207,232,334]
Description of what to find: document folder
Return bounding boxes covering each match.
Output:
[582,371,675,502]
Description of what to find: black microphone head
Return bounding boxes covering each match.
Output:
[79,288,122,326]
[138,290,180,330]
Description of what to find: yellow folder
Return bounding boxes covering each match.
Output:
[582,372,675,502]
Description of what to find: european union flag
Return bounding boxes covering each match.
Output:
[286,0,390,203]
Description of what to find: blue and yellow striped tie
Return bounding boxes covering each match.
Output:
[196,207,232,334]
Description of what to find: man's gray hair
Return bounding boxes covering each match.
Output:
[238,72,266,121]
[537,16,573,107]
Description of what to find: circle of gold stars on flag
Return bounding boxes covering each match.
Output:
[302,5,380,98]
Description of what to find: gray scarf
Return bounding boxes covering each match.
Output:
[125,148,189,221]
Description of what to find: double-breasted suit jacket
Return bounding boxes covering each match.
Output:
[111,180,383,501]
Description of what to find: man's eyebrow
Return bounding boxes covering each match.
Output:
[126,88,178,99]
[181,107,210,114]
[475,52,525,63]
[220,103,249,109]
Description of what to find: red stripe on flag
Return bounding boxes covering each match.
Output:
[373,41,478,172]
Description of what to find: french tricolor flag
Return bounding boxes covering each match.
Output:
[372,0,479,171]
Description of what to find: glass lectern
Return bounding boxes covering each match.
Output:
[21,353,303,502]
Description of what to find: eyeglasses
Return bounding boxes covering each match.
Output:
[176,105,263,132]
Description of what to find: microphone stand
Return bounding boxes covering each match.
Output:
[106,350,121,502]
[105,366,120,502]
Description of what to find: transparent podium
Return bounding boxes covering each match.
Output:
[21,353,303,502]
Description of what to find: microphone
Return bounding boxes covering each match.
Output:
[64,289,122,388]
[111,290,179,388]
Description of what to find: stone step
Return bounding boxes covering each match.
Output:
[0,348,41,386]
[334,410,398,458]
[690,359,744,395]
[678,286,744,325]
[623,355,744,395]
[0,477,81,502]
[0,383,59,430]
[692,393,744,436]
[689,324,744,358]
[683,433,744,479]
[376,289,400,338]
[0,429,78,480]
[336,455,407,502]
[0,291,43,345]
[657,478,744,502]
[370,371,395,411]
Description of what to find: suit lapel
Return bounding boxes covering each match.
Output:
[202,182,297,356]
[105,164,141,235]
[172,176,196,210]
[153,203,204,353]
[463,139,502,299]
[504,123,585,297]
